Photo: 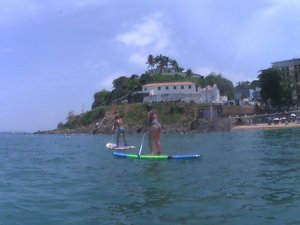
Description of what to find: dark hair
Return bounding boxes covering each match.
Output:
[146,104,152,112]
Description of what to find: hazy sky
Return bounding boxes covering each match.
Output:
[1,0,300,132]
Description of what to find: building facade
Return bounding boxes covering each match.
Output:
[142,82,221,104]
[143,82,198,95]
[272,58,300,104]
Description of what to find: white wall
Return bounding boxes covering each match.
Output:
[143,82,197,95]
[142,82,221,103]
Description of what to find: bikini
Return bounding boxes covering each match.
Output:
[118,127,125,134]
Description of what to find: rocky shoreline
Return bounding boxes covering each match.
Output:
[35,117,235,135]
[36,118,300,135]
[231,121,300,131]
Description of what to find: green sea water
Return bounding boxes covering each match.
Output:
[0,129,300,224]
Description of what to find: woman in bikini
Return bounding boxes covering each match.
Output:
[147,105,162,155]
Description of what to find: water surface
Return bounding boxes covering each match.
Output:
[0,129,300,224]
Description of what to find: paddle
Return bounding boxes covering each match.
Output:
[138,132,146,156]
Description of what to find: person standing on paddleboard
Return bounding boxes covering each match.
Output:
[112,115,128,147]
[147,105,162,155]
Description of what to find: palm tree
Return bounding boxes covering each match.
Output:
[154,54,163,73]
[170,59,179,72]
[156,55,169,74]
[146,54,155,69]
[186,69,192,78]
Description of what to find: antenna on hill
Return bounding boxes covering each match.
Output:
[82,104,84,114]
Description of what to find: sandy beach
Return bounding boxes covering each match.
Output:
[231,122,300,131]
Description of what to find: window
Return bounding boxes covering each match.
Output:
[181,86,184,89]
[166,86,169,90]
[173,86,177,89]
[144,88,147,91]
[158,86,161,90]
[188,85,192,89]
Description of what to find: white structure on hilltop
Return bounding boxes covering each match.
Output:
[143,82,198,95]
[142,82,221,104]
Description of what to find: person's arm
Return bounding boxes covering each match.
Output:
[143,112,151,132]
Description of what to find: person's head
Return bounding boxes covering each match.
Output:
[115,115,120,120]
[146,104,152,112]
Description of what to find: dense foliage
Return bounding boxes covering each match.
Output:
[91,55,237,109]
[91,54,209,109]
[58,107,106,129]
[258,68,293,108]
[204,73,234,99]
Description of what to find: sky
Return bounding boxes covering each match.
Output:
[1,0,300,132]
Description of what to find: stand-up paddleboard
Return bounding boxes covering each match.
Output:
[113,151,202,159]
[106,143,136,150]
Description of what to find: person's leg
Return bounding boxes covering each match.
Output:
[154,128,161,154]
[122,131,127,146]
[148,129,155,155]
[116,133,120,147]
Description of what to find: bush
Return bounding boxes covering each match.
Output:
[169,105,184,114]
[92,107,106,119]
[82,107,106,125]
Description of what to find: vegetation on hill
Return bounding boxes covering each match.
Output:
[91,54,235,109]
[54,54,295,134]
[56,102,199,134]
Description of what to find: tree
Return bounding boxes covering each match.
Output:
[205,73,234,99]
[235,81,252,89]
[146,54,155,69]
[170,59,179,72]
[92,90,111,108]
[154,54,169,73]
[258,68,292,108]
[186,69,192,78]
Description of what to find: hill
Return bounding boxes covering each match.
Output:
[40,102,234,135]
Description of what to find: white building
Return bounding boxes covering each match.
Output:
[199,84,221,103]
[143,82,198,95]
[142,82,221,104]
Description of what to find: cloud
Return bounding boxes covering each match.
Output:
[128,52,147,66]
[116,12,168,49]
[115,12,171,67]
[232,0,300,60]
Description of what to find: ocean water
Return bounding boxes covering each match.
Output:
[0,129,300,225]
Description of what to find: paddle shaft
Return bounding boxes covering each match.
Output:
[138,132,146,156]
